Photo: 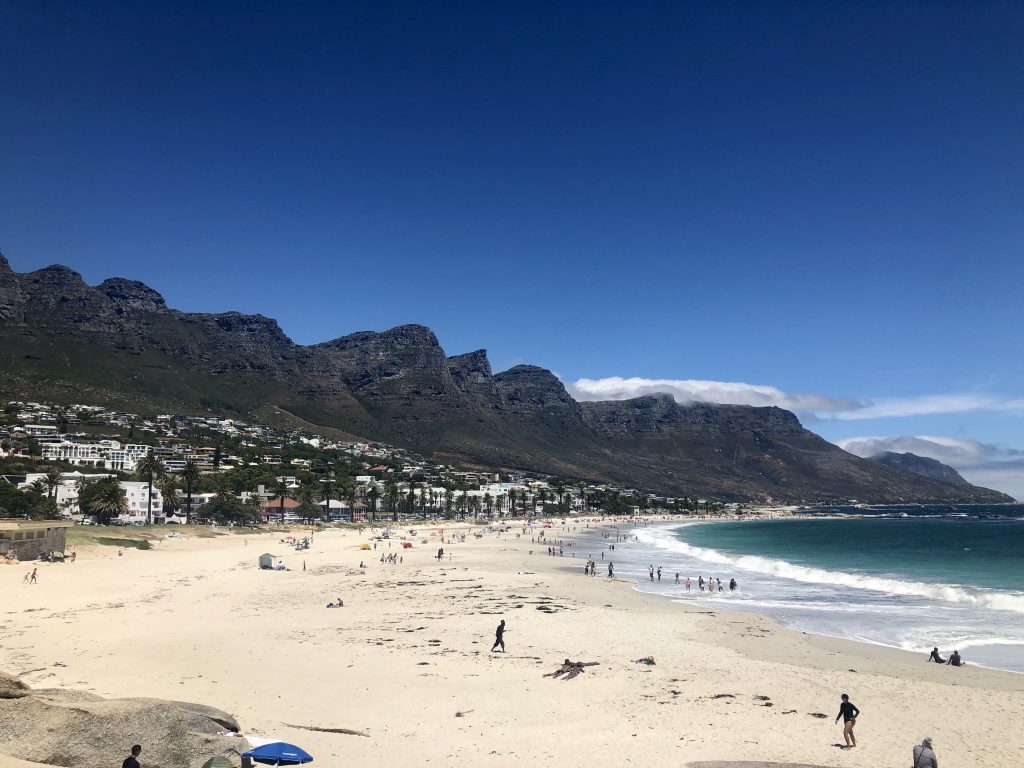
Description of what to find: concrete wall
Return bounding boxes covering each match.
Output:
[0,525,69,560]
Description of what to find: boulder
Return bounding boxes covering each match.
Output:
[0,674,243,768]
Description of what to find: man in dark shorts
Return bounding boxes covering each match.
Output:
[123,744,142,768]
[491,619,506,652]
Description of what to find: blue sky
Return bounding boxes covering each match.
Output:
[1,2,1022,496]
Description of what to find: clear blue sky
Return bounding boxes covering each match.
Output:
[2,2,1022,494]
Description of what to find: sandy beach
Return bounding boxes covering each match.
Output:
[2,521,1021,768]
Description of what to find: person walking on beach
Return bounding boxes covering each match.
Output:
[122,744,142,768]
[835,693,859,748]
[685,577,691,591]
[649,565,654,581]
[912,737,938,768]
[29,568,37,584]
[657,567,662,582]
[608,562,614,577]
[491,619,506,652]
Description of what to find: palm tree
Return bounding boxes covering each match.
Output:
[179,460,201,525]
[158,477,181,519]
[366,487,380,523]
[319,479,338,522]
[273,478,293,525]
[385,479,399,522]
[135,451,165,525]
[43,469,62,503]
[88,478,128,525]
[297,485,321,524]
[507,488,517,517]
[343,483,357,523]
[483,492,493,518]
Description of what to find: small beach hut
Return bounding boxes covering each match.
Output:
[258,553,283,570]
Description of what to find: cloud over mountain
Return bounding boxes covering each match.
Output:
[565,376,1024,423]
[837,435,1024,501]
[565,376,861,413]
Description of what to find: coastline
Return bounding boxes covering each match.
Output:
[1,519,1021,767]
[630,514,1024,673]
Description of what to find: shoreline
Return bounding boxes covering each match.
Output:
[2,518,1022,767]
[628,515,1024,673]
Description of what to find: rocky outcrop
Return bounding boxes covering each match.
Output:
[0,673,242,768]
[0,672,28,700]
[448,349,504,407]
[99,278,168,314]
[313,324,463,406]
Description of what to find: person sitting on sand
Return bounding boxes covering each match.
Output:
[947,650,963,667]
[835,693,859,748]
[928,647,946,664]
[913,737,938,768]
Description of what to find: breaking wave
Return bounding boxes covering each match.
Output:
[636,526,1024,615]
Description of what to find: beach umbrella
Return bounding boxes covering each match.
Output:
[242,742,313,765]
[200,756,237,768]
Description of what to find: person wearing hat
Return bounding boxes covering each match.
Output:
[913,737,938,768]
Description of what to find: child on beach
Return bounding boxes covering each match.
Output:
[835,693,859,748]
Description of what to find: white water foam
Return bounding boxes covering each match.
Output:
[635,526,1024,614]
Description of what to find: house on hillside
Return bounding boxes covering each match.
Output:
[261,496,300,524]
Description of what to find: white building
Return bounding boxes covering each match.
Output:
[40,441,112,467]
[119,481,163,523]
[106,444,151,472]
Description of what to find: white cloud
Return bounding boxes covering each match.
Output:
[836,435,1012,465]
[564,376,1024,422]
[837,435,1024,500]
[828,394,1024,421]
[565,376,861,412]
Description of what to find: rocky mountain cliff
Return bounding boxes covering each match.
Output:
[0,253,1013,503]
[867,451,971,486]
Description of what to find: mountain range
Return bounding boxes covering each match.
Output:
[0,253,1012,504]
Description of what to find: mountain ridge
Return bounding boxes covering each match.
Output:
[0,253,1013,504]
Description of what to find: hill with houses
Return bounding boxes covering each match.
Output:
[0,252,1013,504]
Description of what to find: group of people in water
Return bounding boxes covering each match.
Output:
[645,565,739,594]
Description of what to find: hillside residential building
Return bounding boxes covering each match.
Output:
[119,481,163,523]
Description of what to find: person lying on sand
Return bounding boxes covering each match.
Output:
[543,659,599,680]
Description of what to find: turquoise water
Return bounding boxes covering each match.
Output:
[681,517,1024,592]
[625,513,1024,672]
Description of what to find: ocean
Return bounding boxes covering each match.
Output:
[604,509,1024,673]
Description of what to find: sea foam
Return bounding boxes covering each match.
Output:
[636,526,1024,614]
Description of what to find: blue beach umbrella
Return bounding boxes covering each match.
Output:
[242,742,313,765]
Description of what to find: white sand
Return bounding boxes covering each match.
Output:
[1,522,1021,767]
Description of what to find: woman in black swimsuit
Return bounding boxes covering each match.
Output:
[835,693,860,748]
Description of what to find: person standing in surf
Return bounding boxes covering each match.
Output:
[835,693,859,748]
